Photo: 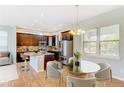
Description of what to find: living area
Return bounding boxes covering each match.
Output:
[0,5,124,87]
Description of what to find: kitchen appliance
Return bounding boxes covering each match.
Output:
[39,41,47,46]
[61,40,73,64]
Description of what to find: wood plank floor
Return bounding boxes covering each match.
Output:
[0,63,124,87]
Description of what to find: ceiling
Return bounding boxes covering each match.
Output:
[0,5,123,34]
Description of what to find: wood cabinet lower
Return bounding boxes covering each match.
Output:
[17,52,23,62]
[44,55,54,70]
[17,52,30,62]
[47,51,60,61]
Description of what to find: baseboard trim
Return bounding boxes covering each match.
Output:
[113,76,124,81]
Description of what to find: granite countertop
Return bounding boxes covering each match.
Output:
[24,52,54,57]
[17,51,36,53]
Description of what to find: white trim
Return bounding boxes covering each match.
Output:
[82,24,120,59]
[113,76,124,81]
[85,53,120,61]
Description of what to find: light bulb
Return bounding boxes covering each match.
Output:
[73,32,76,35]
[70,30,76,35]
[77,29,81,33]
[76,32,80,35]
[81,30,85,34]
[70,30,74,34]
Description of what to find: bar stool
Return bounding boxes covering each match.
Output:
[20,53,30,72]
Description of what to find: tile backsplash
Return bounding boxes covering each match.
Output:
[17,46,59,52]
[17,46,42,52]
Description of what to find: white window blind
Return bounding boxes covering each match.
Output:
[83,24,119,58]
[100,24,119,56]
[0,31,8,51]
[83,29,97,54]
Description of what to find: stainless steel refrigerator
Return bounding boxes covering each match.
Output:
[61,40,73,64]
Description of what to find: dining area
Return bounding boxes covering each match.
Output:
[45,57,112,87]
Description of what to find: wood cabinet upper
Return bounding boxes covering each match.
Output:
[62,31,73,40]
[17,33,55,46]
[17,33,47,46]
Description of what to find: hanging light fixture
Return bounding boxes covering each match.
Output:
[70,5,85,35]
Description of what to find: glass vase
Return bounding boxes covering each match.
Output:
[73,60,81,72]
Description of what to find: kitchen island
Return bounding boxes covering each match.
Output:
[24,52,54,72]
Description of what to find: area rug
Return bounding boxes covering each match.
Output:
[0,64,18,84]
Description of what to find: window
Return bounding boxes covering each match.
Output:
[83,24,119,57]
[100,24,119,56]
[83,29,97,54]
[0,31,8,51]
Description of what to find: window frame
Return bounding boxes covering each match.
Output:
[82,24,120,59]
[83,28,97,54]
[0,31,8,51]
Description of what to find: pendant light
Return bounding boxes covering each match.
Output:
[70,5,85,35]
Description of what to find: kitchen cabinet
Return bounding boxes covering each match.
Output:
[17,52,23,62]
[52,35,56,46]
[48,35,56,46]
[44,54,54,70]
[17,33,49,46]
[62,30,73,40]
[17,52,30,62]
[17,33,37,46]
[47,50,60,61]
[39,35,49,45]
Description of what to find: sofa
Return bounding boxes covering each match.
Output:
[0,51,13,66]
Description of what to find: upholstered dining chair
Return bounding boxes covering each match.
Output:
[46,61,63,86]
[66,76,96,87]
[95,62,112,86]
[68,57,74,64]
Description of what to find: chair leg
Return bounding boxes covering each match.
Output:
[110,69,112,82]
[59,80,61,86]
[45,70,47,80]
[103,81,106,87]
[61,75,64,86]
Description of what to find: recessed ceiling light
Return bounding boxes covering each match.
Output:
[53,27,58,30]
[59,24,63,27]
[34,20,38,23]
[37,28,41,30]
[41,13,44,17]
[32,23,34,26]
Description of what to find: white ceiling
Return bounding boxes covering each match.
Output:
[0,5,123,34]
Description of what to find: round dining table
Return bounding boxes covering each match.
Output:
[79,60,100,73]
[62,60,101,78]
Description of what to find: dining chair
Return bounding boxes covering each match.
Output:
[66,76,96,87]
[95,62,112,86]
[46,61,63,86]
[68,57,74,64]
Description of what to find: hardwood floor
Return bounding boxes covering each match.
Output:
[0,63,124,87]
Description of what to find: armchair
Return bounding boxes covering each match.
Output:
[0,51,13,66]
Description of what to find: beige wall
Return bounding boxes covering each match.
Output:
[73,7,124,80]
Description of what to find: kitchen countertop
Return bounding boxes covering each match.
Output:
[29,52,54,72]
[23,52,54,57]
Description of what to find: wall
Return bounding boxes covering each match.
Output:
[73,35,81,53]
[73,7,124,80]
[0,25,16,63]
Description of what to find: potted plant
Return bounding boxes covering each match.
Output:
[73,51,81,72]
